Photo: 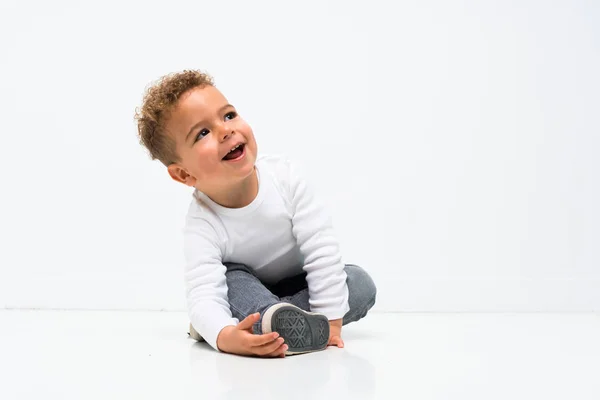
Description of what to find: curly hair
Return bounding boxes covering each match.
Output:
[135,70,215,166]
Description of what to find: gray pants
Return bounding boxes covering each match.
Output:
[224,263,377,334]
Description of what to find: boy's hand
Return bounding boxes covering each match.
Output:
[216,313,288,357]
[328,318,344,348]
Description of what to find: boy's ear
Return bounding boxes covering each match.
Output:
[167,164,196,187]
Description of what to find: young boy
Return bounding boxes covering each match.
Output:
[135,70,376,357]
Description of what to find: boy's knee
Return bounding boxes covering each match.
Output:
[224,262,253,276]
[344,264,377,312]
[224,263,257,292]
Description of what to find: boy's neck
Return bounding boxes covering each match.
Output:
[201,167,259,209]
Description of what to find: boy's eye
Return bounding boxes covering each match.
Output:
[195,129,209,142]
[224,111,237,121]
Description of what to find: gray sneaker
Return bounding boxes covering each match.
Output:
[261,303,330,355]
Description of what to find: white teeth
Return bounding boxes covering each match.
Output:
[229,144,241,153]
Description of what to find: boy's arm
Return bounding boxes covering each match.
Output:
[286,159,350,333]
[185,217,287,356]
[184,218,238,351]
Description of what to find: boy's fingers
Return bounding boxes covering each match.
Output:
[263,342,288,358]
[237,313,260,331]
[254,337,285,356]
[328,336,344,348]
[250,332,280,347]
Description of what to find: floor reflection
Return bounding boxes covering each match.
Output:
[189,341,376,400]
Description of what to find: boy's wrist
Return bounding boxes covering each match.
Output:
[329,318,343,328]
[216,325,236,352]
[328,318,344,348]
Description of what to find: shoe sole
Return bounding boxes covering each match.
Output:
[262,303,329,355]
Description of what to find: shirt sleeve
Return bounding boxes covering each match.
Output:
[183,215,238,351]
[286,159,350,320]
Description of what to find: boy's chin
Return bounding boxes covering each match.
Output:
[221,155,254,174]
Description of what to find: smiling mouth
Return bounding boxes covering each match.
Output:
[222,143,246,161]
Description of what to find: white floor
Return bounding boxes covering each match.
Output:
[0,311,599,399]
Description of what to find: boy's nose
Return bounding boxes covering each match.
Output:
[218,126,234,142]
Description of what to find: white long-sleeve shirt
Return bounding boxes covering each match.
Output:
[183,155,350,351]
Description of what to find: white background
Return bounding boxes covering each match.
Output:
[0,0,598,312]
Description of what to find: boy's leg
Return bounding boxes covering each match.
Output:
[225,262,331,354]
[274,264,377,326]
[188,262,278,341]
[189,263,376,341]
[224,262,281,334]
[341,264,377,324]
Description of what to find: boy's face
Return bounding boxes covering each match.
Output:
[166,85,257,191]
